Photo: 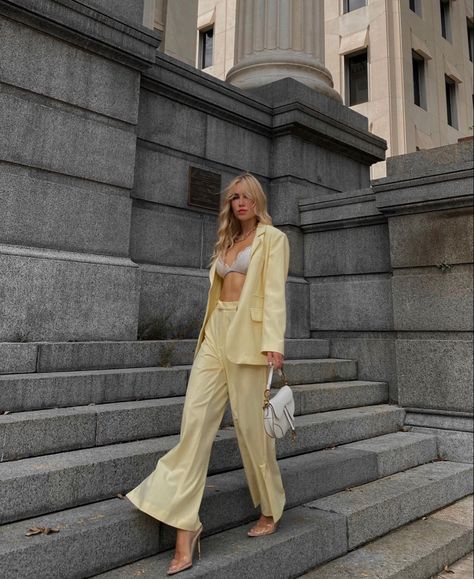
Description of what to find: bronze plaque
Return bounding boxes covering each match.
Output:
[188,167,221,212]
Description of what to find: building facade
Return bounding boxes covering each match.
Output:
[151,0,473,177]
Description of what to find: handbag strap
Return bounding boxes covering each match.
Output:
[263,363,274,408]
[263,364,288,407]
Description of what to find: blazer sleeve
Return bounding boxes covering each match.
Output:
[260,230,290,356]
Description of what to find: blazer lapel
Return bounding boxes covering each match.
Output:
[251,222,265,258]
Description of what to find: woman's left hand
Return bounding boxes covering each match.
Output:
[267,351,284,370]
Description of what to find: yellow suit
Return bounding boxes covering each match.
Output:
[126,222,289,531]
[195,222,290,364]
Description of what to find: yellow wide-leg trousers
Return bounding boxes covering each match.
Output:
[126,299,286,531]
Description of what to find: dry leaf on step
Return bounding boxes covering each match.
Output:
[26,526,60,536]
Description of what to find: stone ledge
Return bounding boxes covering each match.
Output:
[0,0,160,71]
[374,169,474,215]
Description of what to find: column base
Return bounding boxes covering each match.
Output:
[226,50,341,101]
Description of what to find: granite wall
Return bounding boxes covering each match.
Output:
[0,0,386,343]
[300,139,473,460]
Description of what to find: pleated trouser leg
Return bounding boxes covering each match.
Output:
[126,300,285,531]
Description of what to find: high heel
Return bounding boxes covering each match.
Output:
[167,525,203,576]
[247,519,279,537]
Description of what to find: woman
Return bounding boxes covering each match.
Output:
[126,172,290,575]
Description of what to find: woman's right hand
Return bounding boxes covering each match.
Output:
[266,351,284,370]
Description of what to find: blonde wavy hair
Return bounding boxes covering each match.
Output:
[209,172,272,266]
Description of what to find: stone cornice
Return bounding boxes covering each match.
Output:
[0,0,160,70]
[299,189,386,232]
[144,55,387,165]
[373,167,474,215]
[142,52,273,136]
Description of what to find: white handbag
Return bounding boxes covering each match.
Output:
[263,364,296,441]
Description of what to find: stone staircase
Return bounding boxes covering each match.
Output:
[0,340,472,578]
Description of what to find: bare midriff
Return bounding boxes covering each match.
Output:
[219,271,247,301]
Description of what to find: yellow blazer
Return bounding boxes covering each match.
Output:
[194,222,290,365]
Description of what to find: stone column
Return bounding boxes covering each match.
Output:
[226,0,339,100]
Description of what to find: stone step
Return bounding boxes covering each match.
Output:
[0,358,360,413]
[1,440,454,579]
[0,338,331,375]
[2,416,431,525]
[303,495,473,578]
[90,464,471,579]
[0,382,392,462]
[307,461,474,550]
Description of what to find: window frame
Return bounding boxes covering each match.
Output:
[445,75,458,128]
[343,0,367,15]
[467,18,474,62]
[440,0,452,42]
[409,0,422,17]
[198,25,214,69]
[345,49,369,106]
[412,50,427,110]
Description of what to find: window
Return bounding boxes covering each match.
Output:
[412,51,427,109]
[199,27,214,69]
[440,0,451,41]
[445,75,458,128]
[468,19,474,62]
[409,0,422,17]
[344,0,367,14]
[346,50,368,105]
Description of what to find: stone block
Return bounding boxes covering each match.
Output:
[0,367,189,412]
[138,90,207,156]
[205,116,270,176]
[281,225,304,277]
[397,339,473,412]
[36,341,197,372]
[328,335,398,402]
[375,172,473,215]
[309,461,473,548]
[286,276,310,338]
[0,343,37,375]
[284,339,329,360]
[84,0,145,25]
[0,249,140,342]
[271,134,369,191]
[305,224,390,276]
[307,507,473,579]
[388,208,474,268]
[268,177,320,225]
[310,277,394,331]
[130,206,206,267]
[283,406,404,456]
[0,16,140,123]
[0,499,161,578]
[0,407,96,461]
[410,426,474,464]
[95,399,185,446]
[386,140,474,179]
[0,171,132,255]
[133,145,236,210]
[392,266,473,331]
[294,381,388,415]
[343,431,438,477]
[282,359,358,385]
[138,267,209,340]
[404,413,473,432]
[253,77,369,131]
[0,93,136,188]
